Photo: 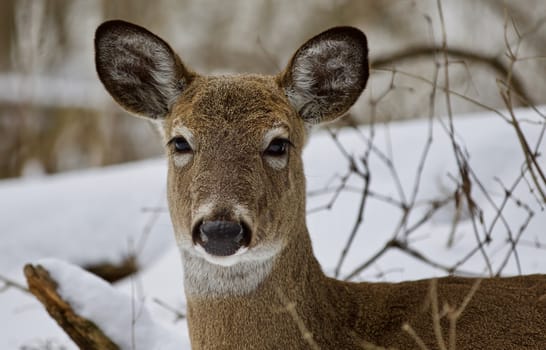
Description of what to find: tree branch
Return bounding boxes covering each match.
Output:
[372,46,531,106]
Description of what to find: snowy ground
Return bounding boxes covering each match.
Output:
[1,108,545,349]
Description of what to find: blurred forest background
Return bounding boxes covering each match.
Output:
[1,0,545,179]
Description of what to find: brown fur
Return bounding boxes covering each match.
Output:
[187,240,546,349]
[95,20,546,349]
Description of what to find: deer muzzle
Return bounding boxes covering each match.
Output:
[193,220,251,256]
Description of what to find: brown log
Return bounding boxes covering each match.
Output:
[84,255,138,283]
[24,264,120,350]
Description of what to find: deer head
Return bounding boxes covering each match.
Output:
[95,20,368,295]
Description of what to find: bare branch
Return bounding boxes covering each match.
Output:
[372,46,531,106]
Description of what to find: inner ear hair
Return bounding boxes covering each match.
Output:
[280,27,369,125]
[95,20,195,119]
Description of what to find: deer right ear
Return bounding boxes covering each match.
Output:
[279,27,369,125]
[95,20,194,119]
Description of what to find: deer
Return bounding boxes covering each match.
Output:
[94,20,546,350]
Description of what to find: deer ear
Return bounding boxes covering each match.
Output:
[279,27,369,125]
[95,20,194,119]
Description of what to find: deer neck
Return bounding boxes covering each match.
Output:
[181,222,364,348]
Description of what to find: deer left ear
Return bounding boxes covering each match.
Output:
[279,27,369,125]
[95,20,195,119]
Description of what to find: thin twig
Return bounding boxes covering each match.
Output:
[334,161,370,277]
[402,323,430,350]
[0,275,29,294]
[429,278,447,350]
[275,288,320,350]
[153,298,186,322]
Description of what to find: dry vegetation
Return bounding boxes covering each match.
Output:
[2,0,546,178]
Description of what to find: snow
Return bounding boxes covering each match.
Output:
[37,258,187,350]
[1,107,544,349]
[0,159,176,349]
[306,110,546,280]
[0,159,172,275]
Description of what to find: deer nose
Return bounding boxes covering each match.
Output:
[193,220,250,256]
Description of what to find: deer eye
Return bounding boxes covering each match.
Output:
[170,137,192,153]
[264,138,290,157]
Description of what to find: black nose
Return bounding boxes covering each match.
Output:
[193,220,250,256]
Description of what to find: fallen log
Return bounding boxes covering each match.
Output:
[24,264,119,350]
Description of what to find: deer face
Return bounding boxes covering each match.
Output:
[95,21,368,269]
[164,75,307,267]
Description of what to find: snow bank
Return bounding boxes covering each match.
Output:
[0,159,173,278]
[37,258,187,350]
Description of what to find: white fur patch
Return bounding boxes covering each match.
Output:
[261,127,289,150]
[232,204,252,226]
[265,156,289,170]
[170,124,195,145]
[180,241,282,297]
[193,201,216,224]
[194,245,249,267]
[173,153,192,168]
